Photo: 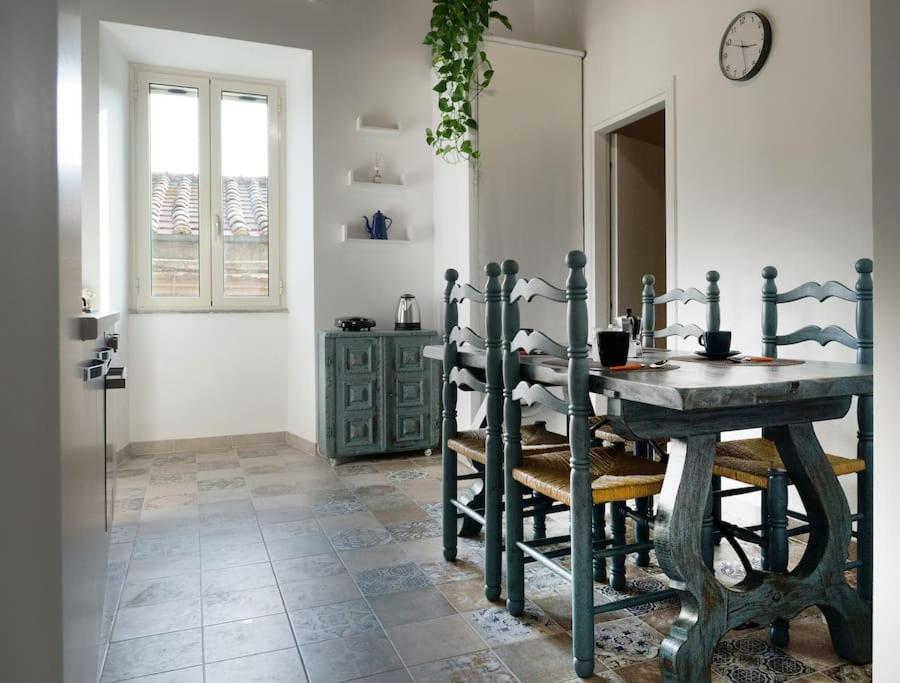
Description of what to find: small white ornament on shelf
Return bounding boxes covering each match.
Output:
[372,153,384,184]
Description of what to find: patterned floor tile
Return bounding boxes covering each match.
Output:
[386,469,429,483]
[386,519,442,542]
[593,616,663,670]
[417,557,482,585]
[330,527,394,551]
[595,577,679,616]
[311,492,366,517]
[463,601,563,646]
[354,562,433,596]
[408,650,515,683]
[822,662,872,682]
[712,636,815,682]
[289,598,380,644]
[197,476,246,492]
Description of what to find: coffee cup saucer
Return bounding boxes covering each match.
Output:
[694,349,741,360]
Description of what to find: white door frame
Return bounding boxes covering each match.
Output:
[585,77,677,334]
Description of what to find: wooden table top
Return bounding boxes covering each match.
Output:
[423,345,872,412]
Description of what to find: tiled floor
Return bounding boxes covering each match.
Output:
[101,444,872,682]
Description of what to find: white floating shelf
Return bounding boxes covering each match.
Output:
[341,224,412,245]
[356,116,401,136]
[347,171,405,189]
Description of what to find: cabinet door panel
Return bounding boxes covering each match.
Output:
[386,336,435,451]
[335,337,383,455]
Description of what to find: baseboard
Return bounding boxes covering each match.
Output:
[285,431,318,456]
[126,431,288,458]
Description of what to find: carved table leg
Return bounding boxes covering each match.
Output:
[767,423,871,663]
[655,434,727,682]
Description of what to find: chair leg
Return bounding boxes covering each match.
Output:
[505,480,526,617]
[759,488,769,571]
[634,497,651,567]
[857,465,873,601]
[712,474,723,546]
[611,501,627,591]
[767,468,790,648]
[702,487,715,571]
[532,492,548,540]
[592,503,607,582]
[441,438,457,563]
[632,441,651,567]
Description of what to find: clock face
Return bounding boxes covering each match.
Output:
[719,11,772,81]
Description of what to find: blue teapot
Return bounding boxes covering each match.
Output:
[363,210,392,240]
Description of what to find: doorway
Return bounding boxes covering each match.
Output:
[588,91,674,339]
[610,110,666,330]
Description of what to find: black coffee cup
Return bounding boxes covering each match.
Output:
[598,331,630,367]
[700,330,732,357]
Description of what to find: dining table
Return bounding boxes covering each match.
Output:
[423,344,873,681]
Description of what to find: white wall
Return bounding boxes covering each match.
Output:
[82,0,437,444]
[871,0,900,676]
[576,0,873,518]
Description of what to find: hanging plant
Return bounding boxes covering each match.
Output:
[424,0,511,162]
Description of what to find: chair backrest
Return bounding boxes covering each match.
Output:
[442,264,502,436]
[640,271,720,348]
[759,259,873,464]
[502,251,592,471]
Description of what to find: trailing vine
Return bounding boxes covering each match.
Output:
[424,0,511,162]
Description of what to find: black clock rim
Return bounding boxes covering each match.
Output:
[719,10,772,82]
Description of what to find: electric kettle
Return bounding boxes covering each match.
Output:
[394,294,421,330]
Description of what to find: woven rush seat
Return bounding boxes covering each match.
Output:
[713,438,865,489]
[513,448,667,506]
[447,424,568,464]
[589,415,626,444]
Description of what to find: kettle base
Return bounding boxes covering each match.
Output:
[394,322,422,331]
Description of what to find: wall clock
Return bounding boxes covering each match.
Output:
[719,11,772,81]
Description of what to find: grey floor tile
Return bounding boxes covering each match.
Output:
[407,650,515,683]
[128,554,201,583]
[202,585,285,625]
[201,526,264,551]
[264,533,334,561]
[204,648,307,682]
[279,574,361,611]
[260,519,321,542]
[121,573,201,609]
[125,666,204,682]
[289,599,379,645]
[101,629,202,682]
[350,671,412,683]
[386,614,485,667]
[368,588,455,628]
[201,541,270,571]
[133,534,200,561]
[300,630,403,683]
[203,613,295,663]
[493,632,595,683]
[272,553,345,584]
[112,598,202,642]
[203,562,276,596]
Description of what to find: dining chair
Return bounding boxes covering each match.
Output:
[441,264,569,601]
[710,259,873,647]
[590,269,722,567]
[502,252,673,679]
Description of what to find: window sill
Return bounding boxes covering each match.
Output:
[129,307,289,314]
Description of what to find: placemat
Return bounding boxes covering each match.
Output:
[535,357,680,372]
[672,355,805,367]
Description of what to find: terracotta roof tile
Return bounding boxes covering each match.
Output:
[150,172,268,238]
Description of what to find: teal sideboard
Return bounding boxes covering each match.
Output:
[317,330,440,459]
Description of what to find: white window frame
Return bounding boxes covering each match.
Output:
[131,65,285,312]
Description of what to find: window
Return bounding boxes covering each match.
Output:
[132,66,283,311]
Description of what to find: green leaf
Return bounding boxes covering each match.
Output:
[438,97,452,112]
[433,80,448,93]
[489,10,512,31]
